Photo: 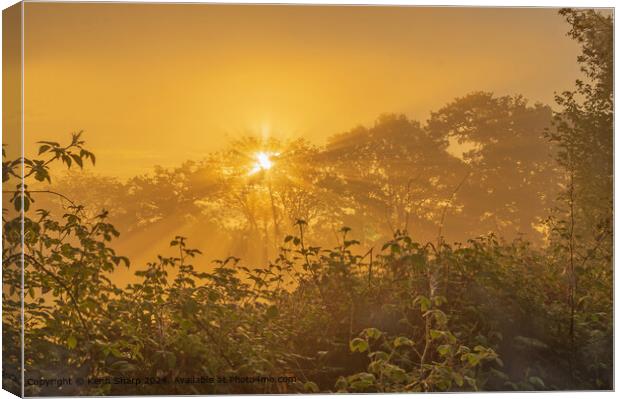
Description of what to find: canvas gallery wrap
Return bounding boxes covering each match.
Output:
[1,1,614,396]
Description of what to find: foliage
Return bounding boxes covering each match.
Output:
[544,8,613,389]
[2,135,612,393]
[2,8,612,395]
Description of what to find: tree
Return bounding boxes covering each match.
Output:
[321,114,464,244]
[546,8,613,387]
[426,92,559,242]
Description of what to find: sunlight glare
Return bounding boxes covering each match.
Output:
[249,151,274,175]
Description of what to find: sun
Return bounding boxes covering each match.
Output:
[256,152,273,170]
[249,151,275,175]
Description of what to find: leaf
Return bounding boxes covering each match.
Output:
[335,376,348,391]
[430,329,443,340]
[111,360,136,372]
[70,154,83,168]
[347,372,375,391]
[529,376,545,389]
[349,338,369,353]
[437,344,451,357]
[385,364,408,382]
[361,328,382,340]
[452,372,464,387]
[62,155,72,167]
[37,141,59,147]
[415,295,431,312]
[368,351,389,361]
[303,381,319,393]
[464,353,480,366]
[38,145,50,154]
[67,336,77,349]
[393,336,414,348]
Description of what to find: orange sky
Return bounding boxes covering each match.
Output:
[23,3,583,178]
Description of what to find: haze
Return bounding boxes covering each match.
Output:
[24,3,581,177]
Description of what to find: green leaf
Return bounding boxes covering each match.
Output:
[430,329,443,340]
[67,336,77,349]
[393,336,414,348]
[347,372,375,391]
[361,327,382,340]
[349,338,369,353]
[453,372,464,387]
[529,376,545,389]
[415,295,431,312]
[383,364,407,383]
[335,376,348,391]
[111,360,136,372]
[437,344,451,357]
[303,381,319,393]
[464,353,480,366]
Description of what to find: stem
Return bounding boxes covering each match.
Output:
[3,190,77,207]
[567,167,576,384]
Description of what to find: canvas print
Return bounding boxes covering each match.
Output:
[1,2,614,396]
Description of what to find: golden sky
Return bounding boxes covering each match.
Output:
[23,3,582,178]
